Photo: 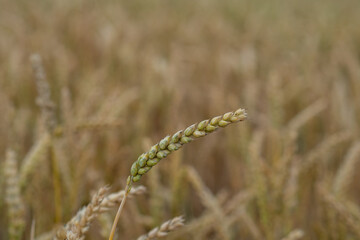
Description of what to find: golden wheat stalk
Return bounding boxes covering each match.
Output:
[109,108,247,240]
[56,187,109,240]
[30,53,63,223]
[55,186,146,240]
[281,229,304,240]
[20,133,51,186]
[136,216,185,240]
[4,149,26,240]
[30,54,57,133]
[30,219,36,240]
[100,186,146,212]
[286,99,327,131]
[318,185,360,238]
[171,189,254,238]
[333,141,360,196]
[303,131,352,168]
[185,166,231,240]
[73,120,124,132]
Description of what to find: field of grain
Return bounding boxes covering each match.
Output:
[1,0,360,239]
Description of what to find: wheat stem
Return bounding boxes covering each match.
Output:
[109,184,130,240]
[108,108,246,239]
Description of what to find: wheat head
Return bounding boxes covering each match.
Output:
[136,216,185,240]
[30,54,57,133]
[56,187,109,240]
[128,108,247,186]
[4,149,25,240]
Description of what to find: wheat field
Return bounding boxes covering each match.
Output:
[1,0,360,239]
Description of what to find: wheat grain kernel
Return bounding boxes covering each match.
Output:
[133,175,142,182]
[184,124,196,136]
[131,162,139,176]
[159,136,171,150]
[138,167,152,175]
[147,158,160,167]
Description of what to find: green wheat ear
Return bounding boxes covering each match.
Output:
[127,108,247,189]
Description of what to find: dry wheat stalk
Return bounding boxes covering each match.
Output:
[20,133,51,186]
[56,187,109,240]
[281,229,304,240]
[4,149,26,240]
[30,54,57,133]
[303,131,352,168]
[109,108,247,240]
[333,141,360,196]
[283,157,301,211]
[55,186,146,240]
[128,108,247,185]
[136,216,185,240]
[286,99,327,131]
[236,207,263,240]
[30,53,63,222]
[185,166,231,240]
[30,219,36,240]
[73,121,124,132]
[170,189,254,239]
[100,186,146,212]
[318,185,360,238]
[248,130,270,237]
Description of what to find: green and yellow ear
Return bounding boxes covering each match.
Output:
[128,108,247,184]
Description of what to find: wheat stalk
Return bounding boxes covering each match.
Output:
[333,141,360,196]
[56,187,109,240]
[54,186,146,240]
[318,185,360,238]
[100,186,146,212]
[136,216,185,240]
[286,99,327,131]
[30,53,63,222]
[4,149,26,240]
[20,133,51,186]
[73,120,124,132]
[185,166,231,239]
[171,189,254,238]
[109,108,247,240]
[30,219,36,240]
[30,54,57,133]
[303,131,352,168]
[281,229,304,240]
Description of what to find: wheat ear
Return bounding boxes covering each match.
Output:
[281,229,305,240]
[20,133,51,186]
[109,108,247,240]
[100,186,146,212]
[4,149,26,240]
[128,108,247,185]
[30,53,63,222]
[136,216,185,240]
[30,54,57,132]
[56,186,109,240]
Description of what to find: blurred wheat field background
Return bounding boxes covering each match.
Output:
[1,0,360,239]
